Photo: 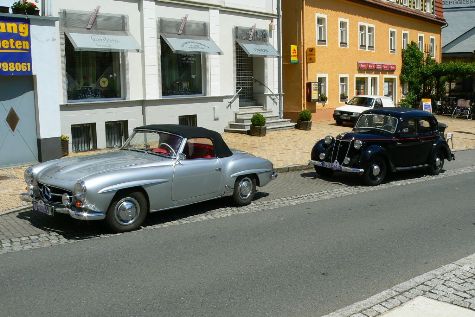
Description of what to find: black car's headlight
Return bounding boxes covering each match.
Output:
[334,111,341,115]
[354,140,363,150]
[324,135,333,145]
[73,181,87,202]
[24,167,34,185]
[352,112,360,117]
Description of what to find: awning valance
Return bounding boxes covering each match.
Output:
[161,34,222,55]
[236,39,279,58]
[65,31,140,52]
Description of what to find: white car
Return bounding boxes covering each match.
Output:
[333,95,395,125]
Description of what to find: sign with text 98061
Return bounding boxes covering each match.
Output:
[0,17,32,76]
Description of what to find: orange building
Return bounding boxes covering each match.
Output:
[282,0,446,120]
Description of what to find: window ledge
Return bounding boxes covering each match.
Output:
[0,12,59,21]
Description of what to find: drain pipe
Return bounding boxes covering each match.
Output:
[277,0,284,119]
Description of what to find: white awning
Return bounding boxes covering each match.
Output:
[65,32,140,52]
[236,39,279,58]
[161,34,222,55]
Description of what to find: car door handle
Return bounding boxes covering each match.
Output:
[215,167,222,171]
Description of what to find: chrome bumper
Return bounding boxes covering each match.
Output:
[309,160,364,174]
[271,171,278,180]
[20,194,106,221]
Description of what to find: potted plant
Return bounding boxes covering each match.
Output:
[60,135,69,157]
[11,0,39,15]
[296,109,312,130]
[319,94,328,106]
[249,113,266,137]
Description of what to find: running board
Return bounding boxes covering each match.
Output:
[395,164,429,172]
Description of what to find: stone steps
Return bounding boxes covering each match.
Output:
[225,106,295,134]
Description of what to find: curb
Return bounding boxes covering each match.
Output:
[0,205,30,217]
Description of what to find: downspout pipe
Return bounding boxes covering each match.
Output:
[277,0,283,119]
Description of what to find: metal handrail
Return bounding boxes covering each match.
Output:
[228,87,242,108]
[252,77,279,104]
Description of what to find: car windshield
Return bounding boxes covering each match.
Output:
[122,130,184,158]
[347,97,374,107]
[354,114,398,133]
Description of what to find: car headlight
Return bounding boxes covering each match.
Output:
[24,167,34,185]
[324,135,333,145]
[334,111,341,115]
[352,112,360,117]
[73,181,87,202]
[354,140,363,150]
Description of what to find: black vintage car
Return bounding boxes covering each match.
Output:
[310,108,454,186]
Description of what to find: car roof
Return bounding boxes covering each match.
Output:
[363,107,435,118]
[134,124,233,158]
[351,95,391,99]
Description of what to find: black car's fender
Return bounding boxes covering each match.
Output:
[359,144,395,172]
[311,140,327,160]
[431,140,454,161]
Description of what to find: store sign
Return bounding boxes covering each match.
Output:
[443,0,475,8]
[306,82,319,102]
[358,62,396,72]
[290,45,298,64]
[0,17,32,76]
[307,47,316,63]
[422,98,432,113]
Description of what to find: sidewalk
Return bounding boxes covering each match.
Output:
[1,116,474,215]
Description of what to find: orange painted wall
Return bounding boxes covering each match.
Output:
[282,0,443,118]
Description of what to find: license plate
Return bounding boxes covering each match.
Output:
[33,201,54,216]
[331,161,342,171]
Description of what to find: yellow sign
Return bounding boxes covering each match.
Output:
[307,47,316,63]
[422,98,432,113]
[290,45,298,64]
[99,77,109,88]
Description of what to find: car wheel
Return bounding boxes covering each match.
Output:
[428,150,445,175]
[232,176,256,206]
[314,166,333,178]
[106,191,148,233]
[363,157,387,186]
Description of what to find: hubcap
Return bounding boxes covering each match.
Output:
[371,164,381,177]
[114,197,140,226]
[435,157,442,168]
[238,178,253,200]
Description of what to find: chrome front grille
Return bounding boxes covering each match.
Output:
[329,139,352,164]
[38,183,72,204]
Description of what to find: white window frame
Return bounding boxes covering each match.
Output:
[339,75,349,103]
[338,18,349,48]
[389,28,396,54]
[383,75,398,102]
[429,36,435,58]
[354,75,379,96]
[402,31,409,50]
[402,0,409,5]
[415,0,421,9]
[418,34,424,52]
[358,22,375,51]
[316,13,328,46]
[316,73,328,99]
[425,0,432,13]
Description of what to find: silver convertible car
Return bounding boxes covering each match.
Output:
[21,125,277,232]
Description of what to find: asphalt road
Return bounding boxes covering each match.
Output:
[0,154,475,316]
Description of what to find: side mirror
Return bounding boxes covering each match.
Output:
[178,153,186,161]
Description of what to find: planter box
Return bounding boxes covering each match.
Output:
[11,8,39,15]
[0,6,9,13]
[296,121,312,131]
[61,140,69,157]
[249,125,266,137]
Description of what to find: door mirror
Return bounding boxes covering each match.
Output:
[178,153,186,161]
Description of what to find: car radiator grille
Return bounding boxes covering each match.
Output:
[38,183,72,204]
[328,140,352,164]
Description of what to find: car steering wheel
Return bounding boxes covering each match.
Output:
[159,143,176,157]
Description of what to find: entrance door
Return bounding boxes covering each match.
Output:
[235,43,254,107]
[0,77,38,167]
[384,78,396,101]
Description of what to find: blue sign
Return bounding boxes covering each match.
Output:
[0,17,32,76]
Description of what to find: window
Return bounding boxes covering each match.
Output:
[179,115,198,127]
[183,138,215,160]
[402,31,409,50]
[65,38,122,101]
[402,0,409,5]
[161,38,203,96]
[415,0,421,9]
[418,34,424,52]
[339,19,348,47]
[389,29,396,53]
[418,118,433,134]
[367,26,375,50]
[429,36,435,58]
[359,24,367,49]
[425,0,432,13]
[317,74,327,99]
[339,76,349,102]
[106,121,128,148]
[316,14,327,45]
[71,123,97,152]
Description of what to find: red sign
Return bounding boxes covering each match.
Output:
[358,62,396,72]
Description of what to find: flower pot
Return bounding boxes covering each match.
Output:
[0,6,9,13]
[11,7,24,14]
[249,125,266,137]
[61,139,69,157]
[296,120,312,131]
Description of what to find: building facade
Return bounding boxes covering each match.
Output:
[282,0,446,120]
[1,0,282,167]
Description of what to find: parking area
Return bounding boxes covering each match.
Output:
[0,116,474,215]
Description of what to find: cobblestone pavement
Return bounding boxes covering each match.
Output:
[322,253,475,317]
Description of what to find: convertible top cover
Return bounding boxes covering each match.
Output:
[135,124,233,158]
